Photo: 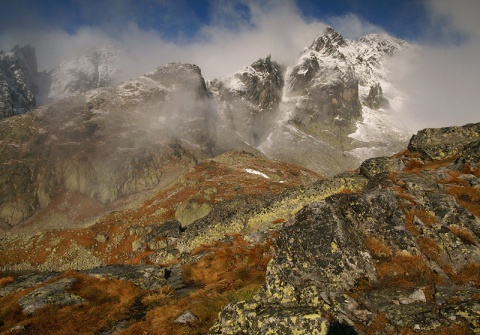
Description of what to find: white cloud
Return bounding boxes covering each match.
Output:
[7,0,475,133]
[327,13,385,39]
[0,1,389,82]
[0,1,326,80]
[388,0,480,131]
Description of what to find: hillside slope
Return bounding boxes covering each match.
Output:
[0,122,479,334]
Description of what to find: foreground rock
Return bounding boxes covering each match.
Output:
[210,122,480,334]
[17,278,85,315]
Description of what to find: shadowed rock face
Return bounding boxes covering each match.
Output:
[256,27,411,176]
[209,56,284,147]
[287,28,362,127]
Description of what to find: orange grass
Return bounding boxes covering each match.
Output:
[374,252,441,289]
[449,226,477,246]
[118,236,274,335]
[0,276,14,288]
[362,313,391,335]
[0,271,142,335]
[404,209,437,236]
[462,162,480,177]
[452,263,480,287]
[366,236,392,259]
[447,185,480,218]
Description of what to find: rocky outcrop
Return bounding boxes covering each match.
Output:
[287,27,362,126]
[0,272,60,297]
[81,264,182,290]
[210,122,480,334]
[17,278,85,315]
[0,45,38,118]
[359,156,405,179]
[365,83,389,110]
[408,122,480,160]
[0,122,479,334]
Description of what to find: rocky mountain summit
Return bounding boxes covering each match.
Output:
[0,62,219,229]
[1,121,479,334]
[0,27,411,177]
[38,45,120,105]
[0,45,121,117]
[208,27,411,176]
[257,28,411,175]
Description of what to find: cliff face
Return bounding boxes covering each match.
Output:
[255,27,411,176]
[209,56,284,147]
[0,45,38,118]
[40,46,120,105]
[0,62,217,228]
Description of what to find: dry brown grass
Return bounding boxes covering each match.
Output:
[182,235,273,288]
[0,290,28,331]
[417,237,442,261]
[117,236,274,335]
[0,276,14,288]
[402,156,458,174]
[404,209,437,237]
[375,251,441,289]
[404,159,425,172]
[394,149,423,159]
[462,162,480,177]
[0,234,273,335]
[141,285,175,308]
[27,272,141,335]
[452,263,480,287]
[0,271,142,335]
[449,226,477,246]
[366,236,392,259]
[447,185,480,218]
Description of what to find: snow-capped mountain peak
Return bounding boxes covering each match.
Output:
[38,45,121,104]
[307,26,348,55]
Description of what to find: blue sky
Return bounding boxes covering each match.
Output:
[1,0,430,42]
[0,0,479,129]
[0,0,465,75]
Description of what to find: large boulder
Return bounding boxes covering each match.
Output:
[408,122,480,160]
